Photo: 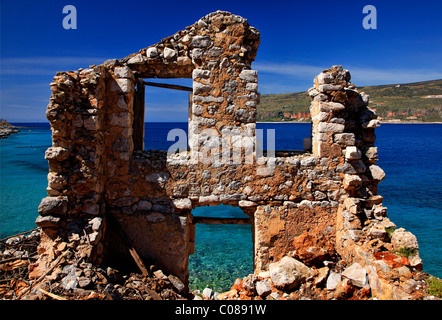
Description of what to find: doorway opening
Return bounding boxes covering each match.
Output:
[188,204,254,293]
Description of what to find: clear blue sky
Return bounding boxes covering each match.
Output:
[1,0,441,122]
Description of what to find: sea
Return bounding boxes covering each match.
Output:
[1,122,441,291]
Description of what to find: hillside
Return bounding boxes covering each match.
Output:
[257,79,442,122]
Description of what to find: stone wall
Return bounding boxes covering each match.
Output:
[308,66,423,299]
[33,11,423,299]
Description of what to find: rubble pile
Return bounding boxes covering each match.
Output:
[1,228,188,300]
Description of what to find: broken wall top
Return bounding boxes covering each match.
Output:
[114,10,260,79]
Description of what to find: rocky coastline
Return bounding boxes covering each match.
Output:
[0,120,19,139]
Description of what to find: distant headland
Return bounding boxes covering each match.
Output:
[0,119,19,139]
[258,79,442,123]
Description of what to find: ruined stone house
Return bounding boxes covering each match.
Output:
[33,11,422,297]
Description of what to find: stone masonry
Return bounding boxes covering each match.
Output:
[32,11,423,299]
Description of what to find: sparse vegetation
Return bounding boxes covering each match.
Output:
[385,226,396,238]
[257,79,442,122]
[395,247,418,258]
[426,275,442,298]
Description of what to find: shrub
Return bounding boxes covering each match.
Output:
[395,247,417,258]
[426,275,442,298]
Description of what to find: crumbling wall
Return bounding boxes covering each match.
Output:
[32,11,423,299]
[308,66,423,299]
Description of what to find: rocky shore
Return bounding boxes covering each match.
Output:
[1,228,440,300]
[0,120,19,139]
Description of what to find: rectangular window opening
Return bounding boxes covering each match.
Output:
[132,78,193,152]
[256,122,312,157]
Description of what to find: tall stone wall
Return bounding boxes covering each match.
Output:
[34,11,264,282]
[32,12,423,299]
[308,66,423,299]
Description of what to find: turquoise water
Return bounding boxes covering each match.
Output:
[375,124,442,279]
[189,205,253,291]
[0,125,51,236]
[1,122,441,291]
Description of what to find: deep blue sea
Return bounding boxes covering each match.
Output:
[1,122,441,291]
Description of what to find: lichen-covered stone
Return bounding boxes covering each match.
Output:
[269,256,310,290]
[391,228,419,251]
